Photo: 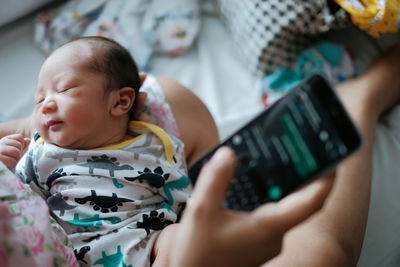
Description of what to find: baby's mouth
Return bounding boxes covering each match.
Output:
[46,120,63,128]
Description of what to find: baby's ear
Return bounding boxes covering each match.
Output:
[110,87,136,117]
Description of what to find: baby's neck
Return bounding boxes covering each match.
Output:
[54,120,133,150]
[89,124,133,149]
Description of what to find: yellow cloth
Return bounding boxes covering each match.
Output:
[335,0,400,37]
[92,121,174,163]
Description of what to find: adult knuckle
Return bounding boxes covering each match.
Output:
[189,200,209,219]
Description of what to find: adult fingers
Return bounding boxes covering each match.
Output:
[190,147,237,213]
[254,174,334,233]
[133,91,148,119]
[139,72,147,84]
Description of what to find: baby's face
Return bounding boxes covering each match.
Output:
[34,43,112,149]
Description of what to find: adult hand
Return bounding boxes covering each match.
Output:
[0,134,30,169]
[133,72,149,122]
[170,147,334,267]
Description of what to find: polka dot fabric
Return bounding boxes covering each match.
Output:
[217,0,350,76]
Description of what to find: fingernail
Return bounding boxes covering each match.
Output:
[212,147,231,163]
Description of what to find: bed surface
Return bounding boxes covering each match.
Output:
[1,4,400,267]
[0,8,261,140]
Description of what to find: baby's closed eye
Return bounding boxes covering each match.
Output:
[58,86,76,93]
[35,96,44,104]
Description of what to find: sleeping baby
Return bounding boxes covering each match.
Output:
[0,36,192,266]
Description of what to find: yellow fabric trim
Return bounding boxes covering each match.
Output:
[128,121,174,163]
[35,137,44,146]
[91,134,144,151]
[335,0,400,37]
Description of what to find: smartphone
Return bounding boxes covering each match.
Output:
[188,74,362,211]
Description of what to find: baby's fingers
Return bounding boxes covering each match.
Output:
[0,134,26,150]
[0,154,19,170]
[23,138,31,151]
[0,134,29,167]
[0,143,23,161]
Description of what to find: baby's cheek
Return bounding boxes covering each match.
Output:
[68,107,97,128]
[33,113,44,135]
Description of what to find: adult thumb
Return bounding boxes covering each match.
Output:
[190,147,237,213]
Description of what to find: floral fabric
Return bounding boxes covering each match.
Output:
[139,75,181,139]
[0,162,77,267]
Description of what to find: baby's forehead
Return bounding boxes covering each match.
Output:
[60,40,94,59]
[64,38,107,56]
[46,41,97,69]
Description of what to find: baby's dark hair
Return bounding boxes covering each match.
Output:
[59,36,141,118]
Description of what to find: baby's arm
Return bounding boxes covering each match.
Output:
[0,133,30,169]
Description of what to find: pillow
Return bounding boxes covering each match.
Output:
[217,0,350,77]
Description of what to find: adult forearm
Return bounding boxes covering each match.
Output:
[0,116,33,139]
[263,76,381,267]
[264,134,375,266]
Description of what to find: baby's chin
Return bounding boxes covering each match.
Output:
[39,130,110,150]
[47,135,105,150]
[41,134,82,150]
[44,138,73,149]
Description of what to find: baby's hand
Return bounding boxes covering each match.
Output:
[0,134,30,170]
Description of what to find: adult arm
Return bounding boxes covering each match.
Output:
[0,116,34,139]
[166,53,399,266]
[157,77,219,166]
[263,46,400,266]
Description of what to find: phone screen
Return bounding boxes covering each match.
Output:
[189,75,361,210]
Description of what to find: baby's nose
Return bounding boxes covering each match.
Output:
[41,99,57,114]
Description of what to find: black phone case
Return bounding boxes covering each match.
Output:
[189,74,362,211]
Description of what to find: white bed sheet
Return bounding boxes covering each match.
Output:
[148,13,261,140]
[0,8,400,267]
[0,12,261,140]
[0,18,46,119]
